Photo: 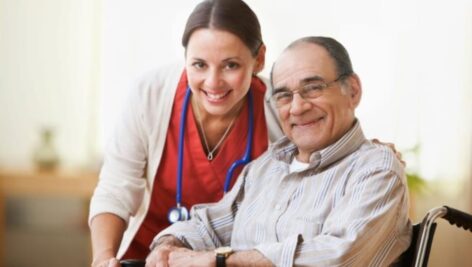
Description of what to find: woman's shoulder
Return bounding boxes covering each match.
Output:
[137,61,184,91]
[128,61,184,104]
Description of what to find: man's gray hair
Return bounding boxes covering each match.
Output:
[270,36,354,92]
[286,36,354,77]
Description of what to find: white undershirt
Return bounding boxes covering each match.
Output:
[289,157,310,173]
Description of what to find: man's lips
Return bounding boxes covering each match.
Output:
[291,117,324,128]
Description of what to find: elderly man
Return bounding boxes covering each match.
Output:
[145,36,411,267]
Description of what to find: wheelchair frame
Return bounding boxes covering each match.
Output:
[399,205,472,267]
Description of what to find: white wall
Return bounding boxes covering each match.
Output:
[0,0,101,169]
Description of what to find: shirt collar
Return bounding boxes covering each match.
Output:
[271,120,365,171]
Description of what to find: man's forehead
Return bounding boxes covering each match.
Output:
[272,43,336,86]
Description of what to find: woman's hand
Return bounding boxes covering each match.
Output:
[372,138,406,166]
[91,257,120,267]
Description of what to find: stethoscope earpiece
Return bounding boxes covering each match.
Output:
[168,87,254,224]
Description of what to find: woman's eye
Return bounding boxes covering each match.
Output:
[192,62,206,69]
[225,62,240,70]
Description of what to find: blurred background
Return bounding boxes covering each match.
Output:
[0,0,471,266]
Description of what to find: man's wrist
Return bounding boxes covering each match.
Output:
[224,250,273,267]
[151,235,185,251]
[215,246,233,267]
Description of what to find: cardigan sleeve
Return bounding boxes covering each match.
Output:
[88,63,182,225]
[88,77,150,224]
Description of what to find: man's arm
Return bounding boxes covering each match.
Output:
[161,248,273,267]
[226,250,273,267]
[150,165,250,252]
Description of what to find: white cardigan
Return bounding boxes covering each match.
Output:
[89,62,283,257]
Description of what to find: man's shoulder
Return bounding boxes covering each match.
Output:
[352,140,405,173]
[248,149,277,170]
[243,149,281,183]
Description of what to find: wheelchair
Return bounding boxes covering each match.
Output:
[397,206,472,267]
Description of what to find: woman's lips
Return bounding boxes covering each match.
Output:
[201,89,231,102]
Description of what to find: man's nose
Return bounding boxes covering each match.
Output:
[289,92,311,115]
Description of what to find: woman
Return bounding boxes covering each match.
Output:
[89,0,283,266]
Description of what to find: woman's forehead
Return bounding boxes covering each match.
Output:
[186,28,252,58]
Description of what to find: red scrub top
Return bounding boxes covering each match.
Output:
[122,71,269,259]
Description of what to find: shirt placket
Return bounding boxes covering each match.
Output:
[270,172,299,241]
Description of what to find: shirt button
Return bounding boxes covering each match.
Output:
[275,204,281,210]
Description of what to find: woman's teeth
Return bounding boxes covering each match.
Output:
[205,90,230,100]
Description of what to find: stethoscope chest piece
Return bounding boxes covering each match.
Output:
[167,205,189,224]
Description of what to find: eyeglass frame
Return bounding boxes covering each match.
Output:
[271,73,351,108]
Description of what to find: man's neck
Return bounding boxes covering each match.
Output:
[295,119,357,163]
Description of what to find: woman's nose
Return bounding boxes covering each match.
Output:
[205,69,223,89]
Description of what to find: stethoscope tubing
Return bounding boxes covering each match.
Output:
[176,86,254,206]
[223,91,254,192]
[176,87,192,205]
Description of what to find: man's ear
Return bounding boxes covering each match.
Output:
[348,73,362,108]
[254,44,266,74]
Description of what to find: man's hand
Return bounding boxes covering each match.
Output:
[146,247,215,267]
[145,244,179,267]
[168,248,214,267]
[145,235,187,267]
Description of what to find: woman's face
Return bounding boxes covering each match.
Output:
[185,28,264,118]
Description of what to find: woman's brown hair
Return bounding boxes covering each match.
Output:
[182,0,263,56]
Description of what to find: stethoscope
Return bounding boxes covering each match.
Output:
[167,86,254,224]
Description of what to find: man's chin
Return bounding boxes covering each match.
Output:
[294,139,324,155]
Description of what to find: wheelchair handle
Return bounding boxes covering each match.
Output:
[443,205,472,232]
[120,259,145,267]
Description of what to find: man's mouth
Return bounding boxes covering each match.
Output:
[291,117,324,128]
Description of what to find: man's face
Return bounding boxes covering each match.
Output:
[272,43,361,162]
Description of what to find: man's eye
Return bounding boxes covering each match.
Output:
[304,84,324,92]
[275,91,292,100]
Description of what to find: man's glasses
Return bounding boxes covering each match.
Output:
[271,74,349,108]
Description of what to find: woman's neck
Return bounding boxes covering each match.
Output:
[191,96,245,154]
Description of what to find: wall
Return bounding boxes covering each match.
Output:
[0,0,101,169]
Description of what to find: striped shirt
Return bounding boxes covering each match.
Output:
[153,121,412,266]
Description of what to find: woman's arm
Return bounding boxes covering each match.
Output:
[90,213,126,267]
